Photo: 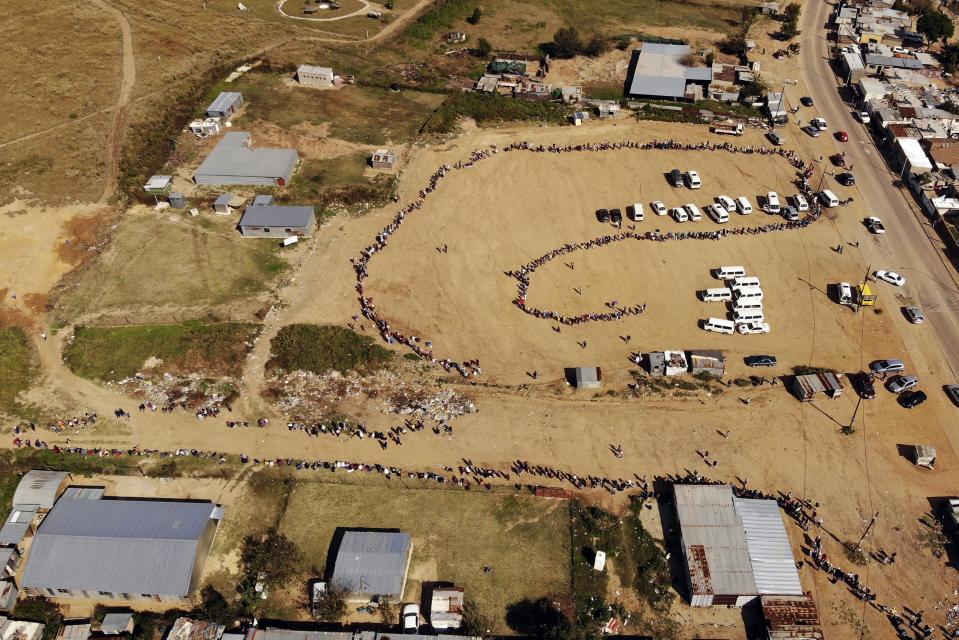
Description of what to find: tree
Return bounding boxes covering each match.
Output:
[476,37,493,57]
[552,27,583,58]
[239,528,303,611]
[783,2,801,21]
[13,597,63,640]
[918,10,955,43]
[467,6,482,24]
[312,583,350,622]
[719,33,748,57]
[780,3,801,39]
[505,598,571,640]
[583,34,611,57]
[197,586,240,626]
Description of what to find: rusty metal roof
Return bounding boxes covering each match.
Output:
[761,595,825,639]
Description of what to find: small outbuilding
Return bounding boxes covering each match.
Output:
[168,193,188,209]
[330,530,413,602]
[688,350,726,378]
[296,65,335,88]
[57,622,91,640]
[143,175,173,197]
[238,205,315,238]
[0,549,21,579]
[429,586,465,629]
[761,594,825,640]
[213,193,245,214]
[205,92,244,119]
[788,372,844,402]
[99,613,134,635]
[370,149,397,170]
[188,118,222,138]
[565,367,602,389]
[0,581,18,613]
[911,444,936,468]
[0,507,36,547]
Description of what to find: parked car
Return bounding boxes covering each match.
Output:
[899,390,928,408]
[767,132,784,145]
[610,208,623,223]
[651,200,667,216]
[865,216,886,234]
[716,195,736,212]
[870,359,905,374]
[596,208,610,223]
[686,170,702,189]
[669,169,684,187]
[402,604,420,631]
[888,374,919,394]
[800,96,814,107]
[837,172,855,186]
[811,117,827,130]
[838,281,854,305]
[850,371,876,399]
[670,207,689,222]
[737,322,771,334]
[944,384,959,406]
[904,306,925,324]
[804,125,822,137]
[783,205,800,221]
[858,111,871,124]
[684,203,703,221]
[836,131,849,142]
[745,354,777,367]
[875,270,905,286]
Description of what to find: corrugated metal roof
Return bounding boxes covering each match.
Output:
[0,507,36,545]
[239,205,315,229]
[100,613,133,635]
[0,549,15,568]
[628,44,712,98]
[214,193,236,206]
[61,487,105,501]
[733,498,803,596]
[22,497,217,596]
[13,471,70,510]
[207,92,242,114]
[331,531,411,596]
[58,623,91,640]
[674,484,757,597]
[865,54,923,69]
[194,133,298,184]
[298,65,333,76]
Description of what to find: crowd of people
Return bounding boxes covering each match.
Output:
[20,412,98,435]
[353,138,820,350]
[284,417,451,450]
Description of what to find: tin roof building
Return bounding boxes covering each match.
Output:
[330,531,412,600]
[238,205,315,238]
[21,494,223,602]
[673,484,803,607]
[626,43,713,100]
[193,132,298,187]
[12,471,71,511]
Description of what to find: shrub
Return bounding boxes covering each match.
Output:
[269,324,393,374]
[732,378,752,387]
[421,92,570,133]
[405,0,477,41]
[14,598,63,640]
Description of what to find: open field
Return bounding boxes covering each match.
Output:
[278,481,571,629]
[0,328,39,417]
[51,208,288,325]
[64,322,260,382]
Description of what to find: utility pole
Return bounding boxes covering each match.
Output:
[854,511,880,552]
[817,165,833,192]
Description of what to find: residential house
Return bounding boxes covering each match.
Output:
[330,531,413,602]
[205,92,243,119]
[237,205,315,238]
[193,132,298,186]
[625,43,713,101]
[370,149,397,170]
[296,65,335,88]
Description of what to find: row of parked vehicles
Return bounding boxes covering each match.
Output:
[849,359,927,408]
[700,266,771,335]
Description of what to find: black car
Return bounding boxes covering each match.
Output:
[849,371,876,399]
[745,355,777,367]
[900,390,928,408]
[596,208,610,223]
[610,208,623,223]
[837,172,855,186]
[800,96,814,107]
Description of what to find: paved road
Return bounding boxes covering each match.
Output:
[799,0,959,381]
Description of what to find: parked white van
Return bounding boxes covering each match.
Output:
[731,276,761,289]
[819,190,839,208]
[733,286,764,301]
[684,203,702,221]
[716,195,736,212]
[686,170,702,189]
[629,203,644,221]
[764,191,781,213]
[700,287,733,302]
[671,207,689,222]
[714,265,747,279]
[838,282,853,304]
[707,204,730,223]
[792,194,809,211]
[703,317,736,334]
[735,196,753,215]
[734,309,766,323]
[734,301,764,314]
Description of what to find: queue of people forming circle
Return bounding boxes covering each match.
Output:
[351,138,816,370]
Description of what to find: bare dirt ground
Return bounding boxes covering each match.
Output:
[13,117,959,638]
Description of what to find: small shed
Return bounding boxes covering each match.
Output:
[688,350,726,378]
[168,193,188,209]
[13,471,71,511]
[0,506,36,546]
[0,548,21,578]
[188,118,221,138]
[213,193,244,214]
[429,586,464,629]
[788,372,844,402]
[238,205,316,238]
[761,595,825,640]
[57,623,91,640]
[371,149,397,170]
[143,175,173,196]
[205,92,243,119]
[447,32,468,44]
[100,613,134,635]
[911,445,936,468]
[296,65,335,88]
[0,581,18,613]
[252,194,274,206]
[566,367,602,389]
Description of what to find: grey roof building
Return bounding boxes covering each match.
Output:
[626,43,713,100]
[194,132,298,187]
[99,613,134,635]
[238,205,315,238]
[673,484,802,607]
[565,367,602,389]
[12,471,71,511]
[0,506,36,547]
[206,92,244,119]
[22,494,222,601]
[330,531,412,600]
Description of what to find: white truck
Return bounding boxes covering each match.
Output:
[711,122,744,136]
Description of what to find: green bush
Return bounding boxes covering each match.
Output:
[14,597,63,640]
[269,324,393,374]
[422,92,570,133]
[405,0,477,41]
[732,378,752,387]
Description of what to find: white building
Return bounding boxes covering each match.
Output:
[296,65,335,88]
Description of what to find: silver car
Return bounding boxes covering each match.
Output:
[888,374,919,394]
[904,306,925,324]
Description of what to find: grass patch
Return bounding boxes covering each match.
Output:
[0,328,38,416]
[279,483,570,631]
[64,321,259,382]
[404,0,478,41]
[541,0,749,34]
[422,92,571,133]
[285,152,396,209]
[269,324,393,375]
